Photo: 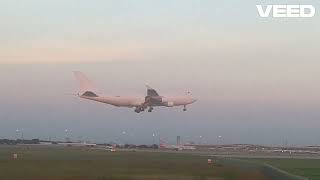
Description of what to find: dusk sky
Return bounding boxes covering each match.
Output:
[0,0,320,145]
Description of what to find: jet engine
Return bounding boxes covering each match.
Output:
[166,102,174,107]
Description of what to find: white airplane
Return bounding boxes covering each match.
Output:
[73,71,197,113]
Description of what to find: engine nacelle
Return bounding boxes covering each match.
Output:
[166,102,174,107]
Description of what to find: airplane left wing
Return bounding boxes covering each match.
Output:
[146,85,159,97]
[134,85,162,113]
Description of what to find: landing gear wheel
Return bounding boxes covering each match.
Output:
[183,105,187,111]
[148,107,154,112]
[134,107,142,113]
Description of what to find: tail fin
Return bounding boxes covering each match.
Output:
[73,71,99,97]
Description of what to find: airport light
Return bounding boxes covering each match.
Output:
[15,129,24,141]
[65,129,72,142]
[15,129,19,140]
[218,135,222,145]
[152,133,155,144]
[121,131,127,144]
[199,135,203,144]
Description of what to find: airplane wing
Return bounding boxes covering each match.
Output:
[146,85,159,96]
[134,85,165,113]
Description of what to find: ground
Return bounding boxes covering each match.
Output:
[0,147,267,180]
[249,158,320,180]
[1,146,319,180]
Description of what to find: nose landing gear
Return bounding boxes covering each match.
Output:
[183,105,187,111]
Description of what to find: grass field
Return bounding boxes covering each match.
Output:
[0,147,267,180]
[249,158,320,180]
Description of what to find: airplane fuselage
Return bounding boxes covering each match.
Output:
[81,95,144,107]
[80,95,196,108]
[161,96,196,107]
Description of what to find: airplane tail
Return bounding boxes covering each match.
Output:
[73,71,99,97]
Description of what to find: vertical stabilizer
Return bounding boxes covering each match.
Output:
[73,71,99,96]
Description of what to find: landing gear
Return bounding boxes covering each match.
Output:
[134,107,144,113]
[148,107,154,112]
[183,105,187,111]
[134,96,155,113]
[134,108,141,113]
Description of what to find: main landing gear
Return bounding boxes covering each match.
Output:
[134,106,154,113]
[134,107,143,113]
[148,107,154,112]
[134,96,153,113]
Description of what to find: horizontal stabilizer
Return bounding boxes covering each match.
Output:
[82,91,98,97]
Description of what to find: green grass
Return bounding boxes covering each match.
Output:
[0,147,266,180]
[246,158,320,180]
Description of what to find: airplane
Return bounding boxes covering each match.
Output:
[73,71,197,113]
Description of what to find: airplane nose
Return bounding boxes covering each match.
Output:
[191,98,197,103]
